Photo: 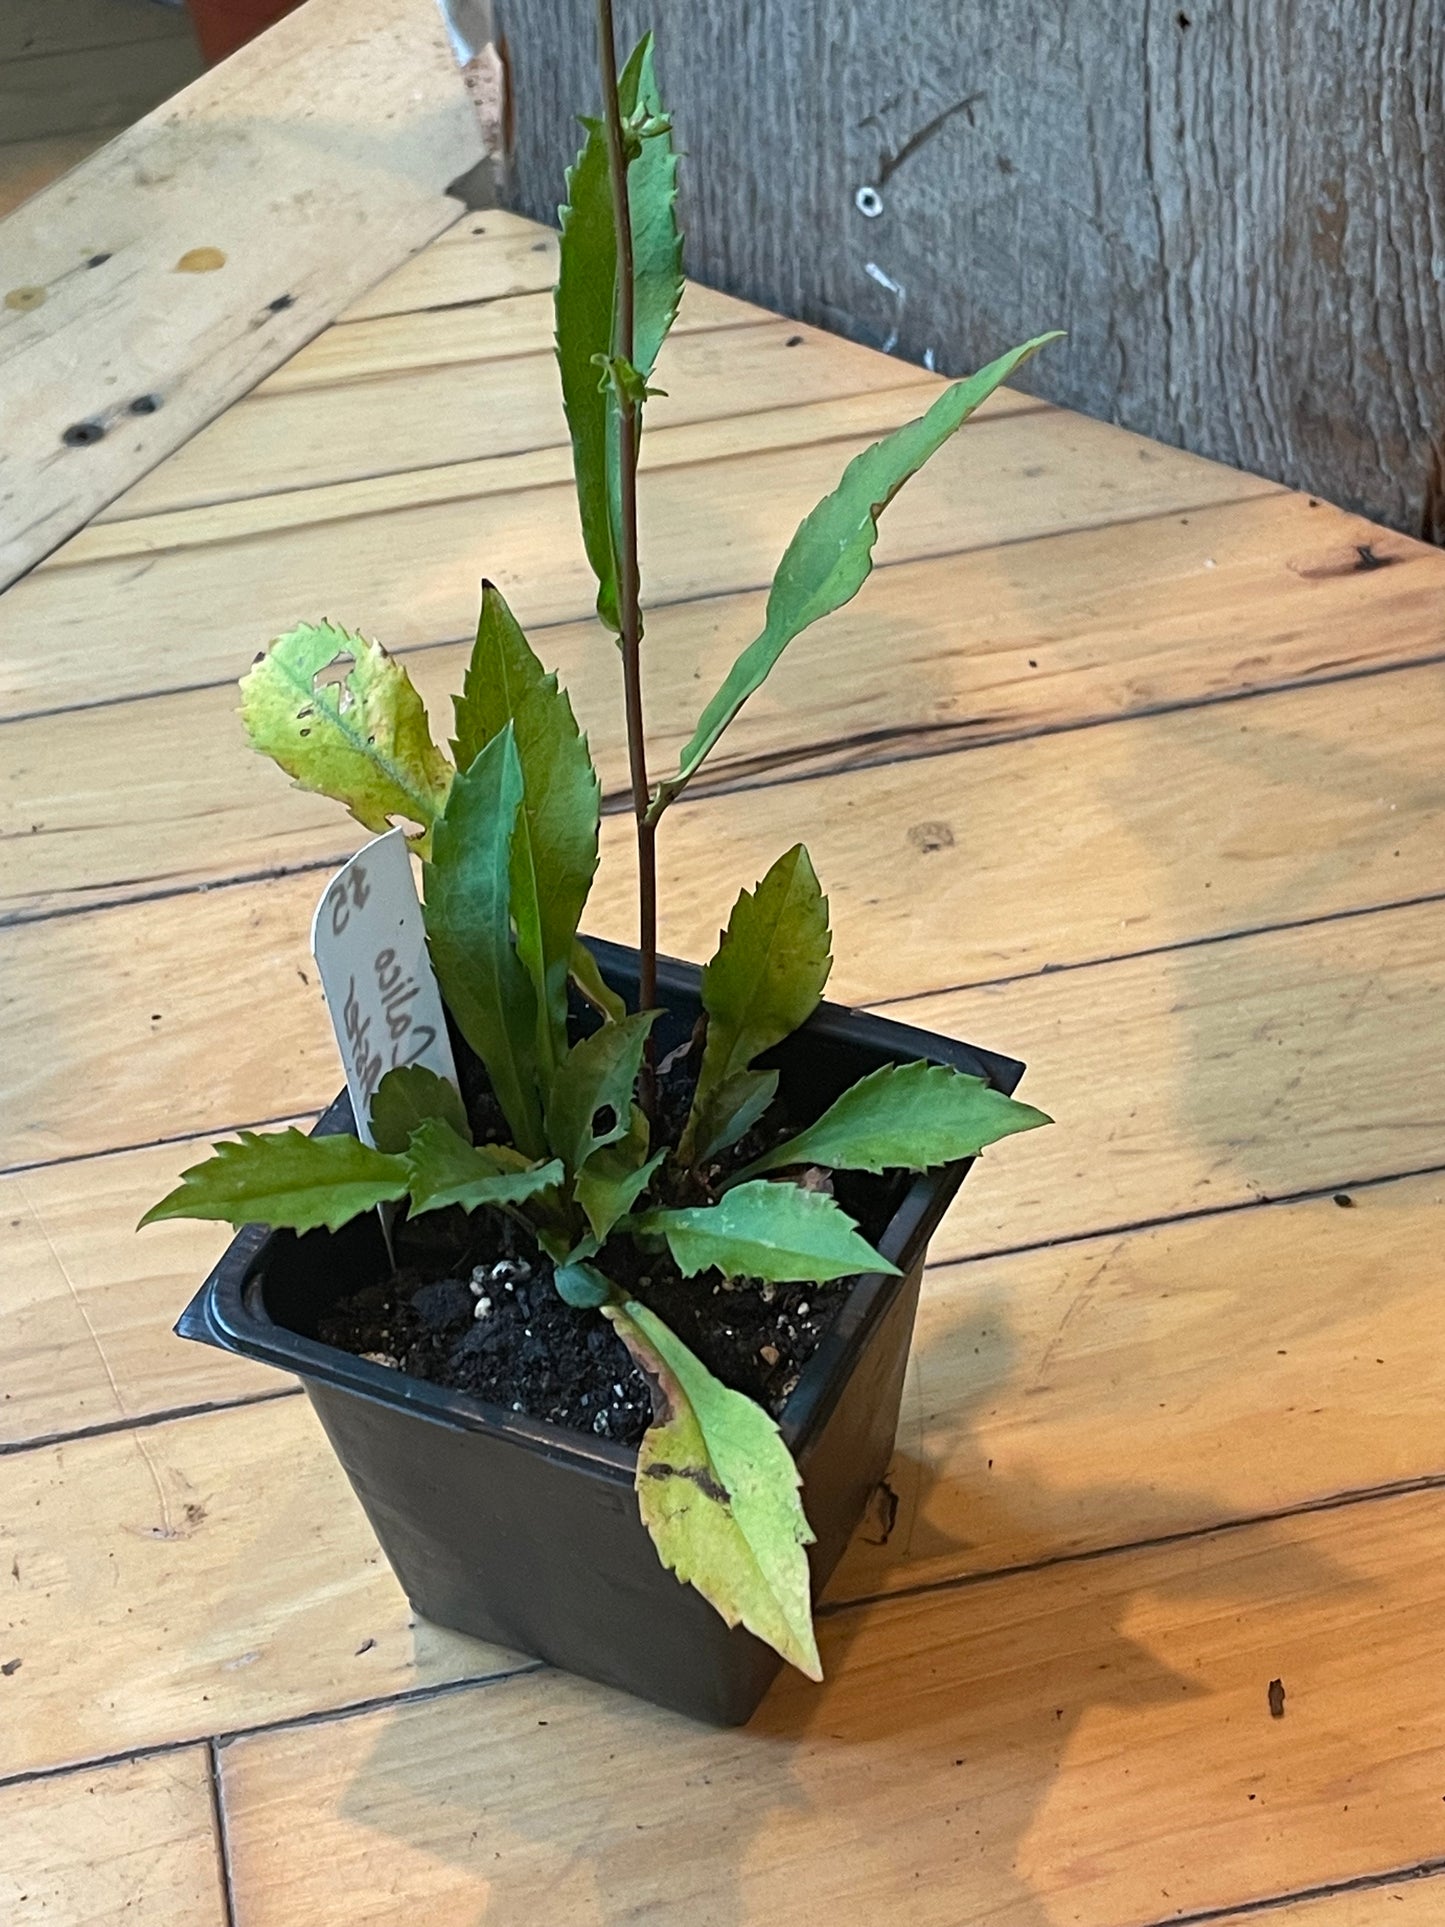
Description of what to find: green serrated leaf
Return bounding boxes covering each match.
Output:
[691,1068,779,1163]
[652,333,1063,817]
[739,1060,1051,1180]
[139,1129,408,1233]
[240,622,453,856]
[605,1298,820,1678]
[570,939,627,1022]
[544,1009,658,1175]
[626,37,683,382]
[450,583,601,1084]
[555,35,681,632]
[369,1064,470,1154]
[423,725,545,1157]
[680,845,830,1164]
[634,1179,897,1285]
[403,1117,562,1217]
[576,1103,665,1242]
[552,1259,616,1309]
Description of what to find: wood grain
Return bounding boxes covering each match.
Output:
[1214,1881,1445,1924]
[335,210,558,323]
[0,0,482,589]
[0,401,1275,718]
[96,314,935,518]
[7,1089,1442,1623]
[6,665,1445,1169]
[832,1169,1445,1601]
[4,492,1439,923]
[912,894,1445,1265]
[0,0,197,62]
[0,35,203,146]
[252,280,762,398]
[501,0,1445,540]
[0,1140,291,1447]
[0,1396,519,1778]
[218,1487,1445,1927]
[0,1749,227,1927]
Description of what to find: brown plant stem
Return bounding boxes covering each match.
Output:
[595,0,657,1108]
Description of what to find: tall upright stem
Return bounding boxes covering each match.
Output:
[595,0,658,1096]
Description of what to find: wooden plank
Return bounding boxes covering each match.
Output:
[253,280,762,398]
[97,313,932,519]
[0,132,111,221]
[54,382,1028,569]
[832,1170,1445,1602]
[0,0,483,590]
[0,401,1277,718]
[0,1397,519,1778]
[0,0,196,61]
[338,213,560,322]
[0,36,203,145]
[217,1487,1445,1927]
[912,894,1445,1265]
[500,0,1445,540]
[4,492,1438,923]
[0,1749,227,1927]
[0,1141,289,1447]
[7,1081,1442,1614]
[1214,1881,1445,1924]
[6,667,1445,1168]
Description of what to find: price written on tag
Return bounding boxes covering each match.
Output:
[310,828,460,1145]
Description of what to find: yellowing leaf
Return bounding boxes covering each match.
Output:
[606,1298,821,1678]
[240,622,452,855]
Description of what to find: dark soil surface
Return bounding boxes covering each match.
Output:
[310,1026,901,1450]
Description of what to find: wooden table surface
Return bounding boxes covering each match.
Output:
[3,207,1445,1927]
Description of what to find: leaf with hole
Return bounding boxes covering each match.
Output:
[634,1178,897,1284]
[680,844,829,1163]
[240,622,453,855]
[652,334,1063,816]
[139,1129,409,1233]
[605,1298,820,1677]
[424,725,545,1156]
[738,1060,1050,1179]
[544,1010,658,1176]
[576,1104,665,1242]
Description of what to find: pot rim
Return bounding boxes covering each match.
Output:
[178,937,1024,1485]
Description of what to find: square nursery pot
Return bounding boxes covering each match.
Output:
[179,937,1025,1725]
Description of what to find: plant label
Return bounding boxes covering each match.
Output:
[310,828,459,1146]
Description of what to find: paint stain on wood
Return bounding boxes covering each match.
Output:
[174,247,227,274]
[4,286,47,312]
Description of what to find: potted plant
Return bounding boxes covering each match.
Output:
[147,8,1056,1725]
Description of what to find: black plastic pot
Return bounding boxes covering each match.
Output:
[178,938,1024,1725]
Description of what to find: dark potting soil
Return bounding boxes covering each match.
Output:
[313,1039,899,1450]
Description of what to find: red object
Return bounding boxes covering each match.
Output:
[185,0,304,64]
